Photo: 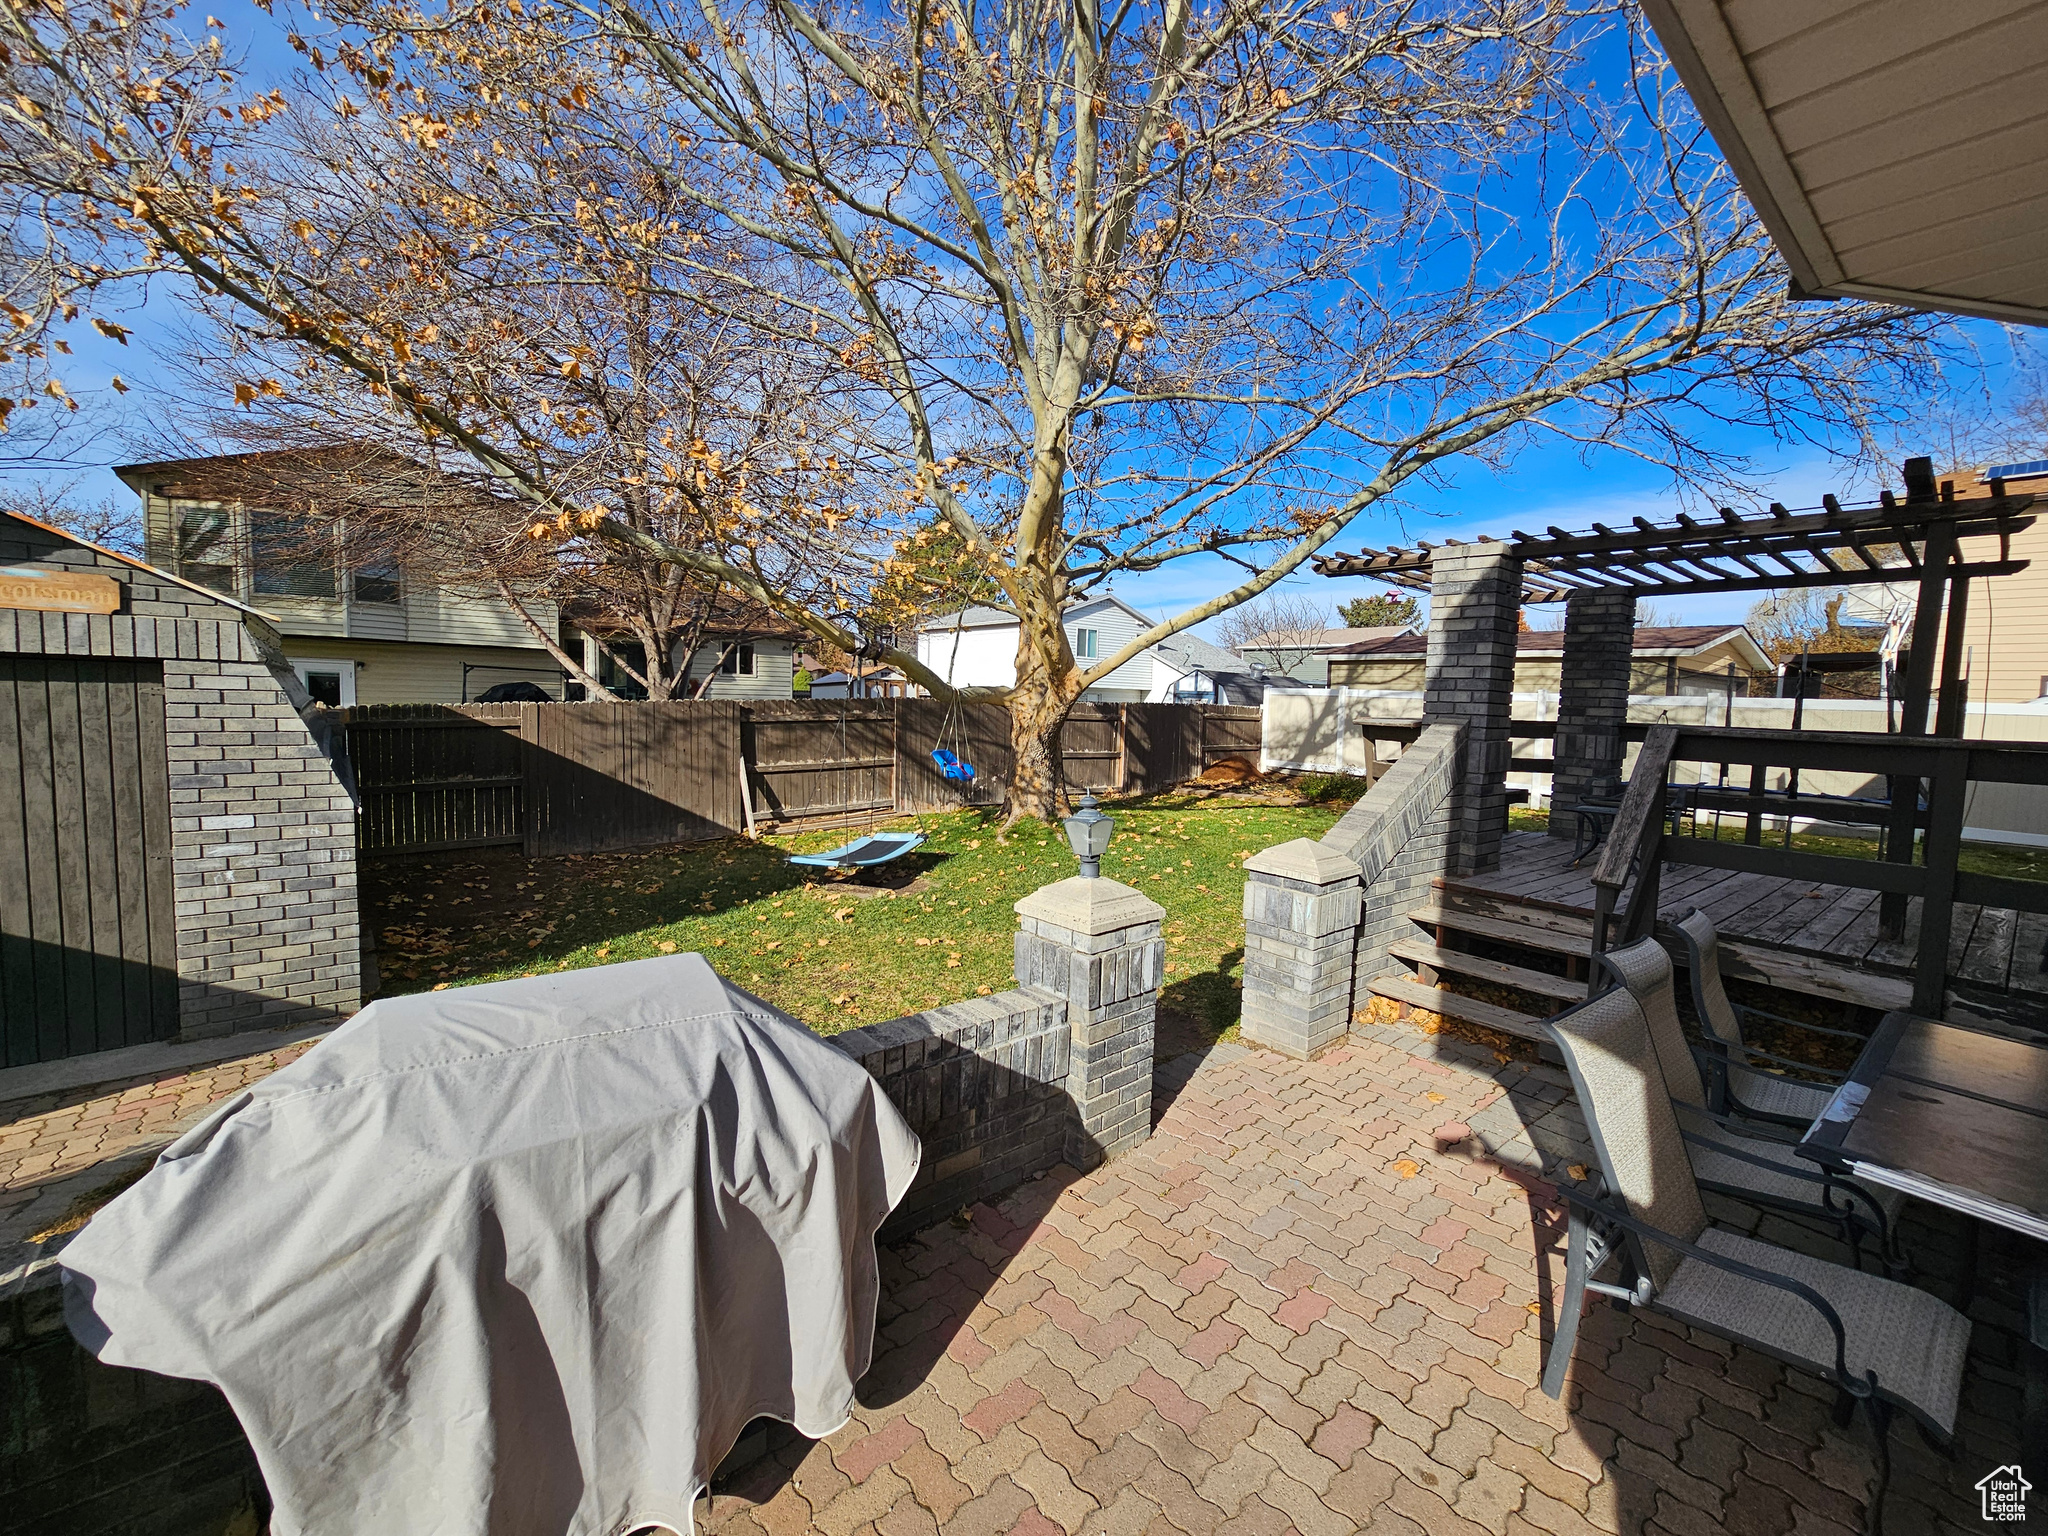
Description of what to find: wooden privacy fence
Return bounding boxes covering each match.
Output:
[340,699,1261,857]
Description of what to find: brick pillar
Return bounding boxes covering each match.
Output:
[1550,590,1637,835]
[1239,839,1362,1060]
[1014,876,1166,1169]
[1425,541,1523,875]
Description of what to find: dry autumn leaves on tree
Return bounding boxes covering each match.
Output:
[0,0,1947,821]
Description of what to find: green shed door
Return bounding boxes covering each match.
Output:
[0,656,179,1066]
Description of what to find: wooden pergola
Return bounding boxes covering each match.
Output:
[1313,471,2036,741]
[1304,462,2042,1009]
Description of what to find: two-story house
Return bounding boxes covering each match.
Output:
[118,450,570,705]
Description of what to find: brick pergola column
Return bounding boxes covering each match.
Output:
[1549,590,1638,836]
[1425,541,1523,875]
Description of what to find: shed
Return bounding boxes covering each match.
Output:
[0,510,360,1068]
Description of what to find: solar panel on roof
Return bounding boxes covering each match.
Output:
[1983,460,2048,481]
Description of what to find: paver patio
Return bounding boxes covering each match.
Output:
[704,1025,2026,1536]
[2,1018,2027,1534]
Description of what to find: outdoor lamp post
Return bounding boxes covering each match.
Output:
[1063,793,1116,879]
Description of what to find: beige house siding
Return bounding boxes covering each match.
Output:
[1331,634,1758,695]
[1951,520,2048,703]
[140,490,558,650]
[287,639,566,704]
[678,638,797,700]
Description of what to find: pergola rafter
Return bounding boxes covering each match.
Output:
[1312,487,2035,602]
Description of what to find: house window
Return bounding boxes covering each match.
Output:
[352,563,402,605]
[1073,628,1098,660]
[172,501,236,594]
[290,658,356,707]
[250,510,336,598]
[720,642,756,676]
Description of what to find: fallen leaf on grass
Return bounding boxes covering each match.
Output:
[833,907,854,922]
[976,985,992,996]
[658,940,678,953]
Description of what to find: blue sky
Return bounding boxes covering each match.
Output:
[8,2,2042,644]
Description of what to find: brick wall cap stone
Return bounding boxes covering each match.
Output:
[1244,838,1361,886]
[1014,876,1164,934]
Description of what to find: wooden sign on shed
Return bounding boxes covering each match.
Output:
[0,563,122,614]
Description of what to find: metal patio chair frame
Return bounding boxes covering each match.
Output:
[1673,907,1864,1130]
[1538,984,1971,1534]
[1594,937,1908,1278]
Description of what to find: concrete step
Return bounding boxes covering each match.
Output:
[1385,939,1587,1004]
[1366,973,1551,1044]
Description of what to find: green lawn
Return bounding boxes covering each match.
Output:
[365,793,1353,1037]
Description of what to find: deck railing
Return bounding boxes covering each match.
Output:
[1590,724,2048,1013]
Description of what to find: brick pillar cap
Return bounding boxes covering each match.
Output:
[1015,876,1165,934]
[1242,838,1361,886]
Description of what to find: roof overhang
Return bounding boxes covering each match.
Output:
[1642,0,2048,326]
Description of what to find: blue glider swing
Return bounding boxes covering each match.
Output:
[788,829,927,870]
[783,621,974,872]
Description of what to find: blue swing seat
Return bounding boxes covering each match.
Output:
[932,748,977,782]
[787,831,928,870]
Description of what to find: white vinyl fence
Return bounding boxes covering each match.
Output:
[1260,687,2048,848]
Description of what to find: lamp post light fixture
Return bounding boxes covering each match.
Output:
[1062,792,1116,879]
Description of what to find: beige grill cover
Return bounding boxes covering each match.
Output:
[60,955,920,1536]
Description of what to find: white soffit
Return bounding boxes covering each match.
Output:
[1643,0,2048,326]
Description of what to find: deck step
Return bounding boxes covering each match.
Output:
[1366,974,1550,1043]
[1426,886,1917,1016]
[1385,939,1587,1004]
[1406,904,1589,957]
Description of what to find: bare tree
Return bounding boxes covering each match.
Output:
[0,0,1955,820]
[0,478,142,554]
[1214,590,1333,657]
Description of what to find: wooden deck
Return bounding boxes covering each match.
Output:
[1445,831,2048,1028]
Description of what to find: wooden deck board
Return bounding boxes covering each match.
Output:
[1446,834,2034,1015]
[1958,904,2018,988]
[2009,910,2048,998]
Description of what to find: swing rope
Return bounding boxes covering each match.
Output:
[931,614,978,796]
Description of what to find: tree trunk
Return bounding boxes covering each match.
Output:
[1005,634,1085,826]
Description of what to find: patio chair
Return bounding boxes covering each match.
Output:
[1557,775,1694,869]
[1596,937,1908,1277]
[1538,984,1971,1529]
[1674,908,1862,1129]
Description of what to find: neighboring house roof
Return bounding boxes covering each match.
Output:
[1153,633,1245,677]
[1,506,278,624]
[563,596,807,643]
[1152,632,1273,703]
[1325,625,1772,672]
[1243,626,1413,652]
[923,592,1155,632]
[113,445,499,512]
